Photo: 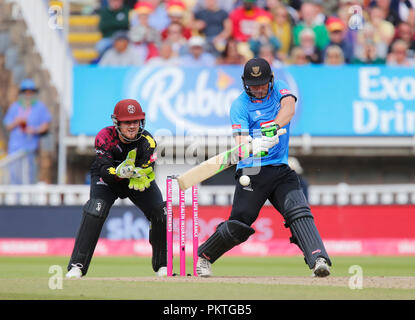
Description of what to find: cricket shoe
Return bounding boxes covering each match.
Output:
[312,257,330,278]
[196,257,212,277]
[156,267,167,277]
[65,263,83,279]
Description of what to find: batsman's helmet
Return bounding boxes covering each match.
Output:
[111,99,146,142]
[242,58,274,98]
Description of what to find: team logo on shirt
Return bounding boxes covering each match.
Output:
[127,104,136,114]
[250,66,262,77]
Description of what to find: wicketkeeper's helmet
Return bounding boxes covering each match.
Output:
[111,99,146,142]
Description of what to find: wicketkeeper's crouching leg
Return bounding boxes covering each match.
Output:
[148,202,167,273]
[67,198,111,277]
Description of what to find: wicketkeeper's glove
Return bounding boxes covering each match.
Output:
[128,167,155,191]
[115,149,136,178]
[131,166,154,179]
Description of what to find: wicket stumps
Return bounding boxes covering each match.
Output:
[166,175,199,277]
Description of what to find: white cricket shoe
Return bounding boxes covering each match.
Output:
[65,263,83,279]
[313,257,330,277]
[156,266,167,277]
[196,257,212,277]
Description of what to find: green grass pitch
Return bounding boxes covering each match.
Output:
[0,256,414,300]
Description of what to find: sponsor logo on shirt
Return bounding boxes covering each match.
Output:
[280,89,290,95]
[150,152,157,163]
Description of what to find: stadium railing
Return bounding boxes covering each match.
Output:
[0,183,415,206]
[0,150,30,184]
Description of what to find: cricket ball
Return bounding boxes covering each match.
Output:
[239,175,250,186]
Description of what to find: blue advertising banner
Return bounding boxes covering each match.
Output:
[0,206,149,240]
[71,65,415,137]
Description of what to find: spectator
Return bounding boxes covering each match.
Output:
[99,31,145,66]
[289,46,311,65]
[146,0,171,32]
[161,0,192,40]
[293,1,330,51]
[147,41,181,66]
[163,21,189,56]
[271,4,293,61]
[324,17,354,63]
[216,37,247,65]
[298,28,323,63]
[96,0,130,56]
[264,0,283,13]
[179,36,216,66]
[352,24,386,64]
[324,45,346,65]
[258,43,284,67]
[3,79,52,184]
[337,3,360,52]
[355,22,389,60]
[311,0,328,25]
[192,0,232,55]
[129,2,161,60]
[368,5,396,47]
[387,39,415,66]
[372,0,401,25]
[130,1,170,32]
[389,22,415,58]
[408,8,415,33]
[390,0,415,23]
[229,0,272,42]
[248,15,281,58]
[194,0,236,12]
[129,2,161,46]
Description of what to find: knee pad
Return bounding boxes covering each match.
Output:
[198,220,255,264]
[83,198,111,219]
[218,220,256,244]
[282,189,312,227]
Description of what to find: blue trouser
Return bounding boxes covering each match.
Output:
[8,151,37,184]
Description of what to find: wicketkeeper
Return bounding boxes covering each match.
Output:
[66,99,167,278]
[196,58,332,277]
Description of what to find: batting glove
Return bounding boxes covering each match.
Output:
[261,128,287,149]
[249,136,269,157]
[115,149,136,178]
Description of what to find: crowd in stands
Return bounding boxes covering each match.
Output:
[92,0,415,67]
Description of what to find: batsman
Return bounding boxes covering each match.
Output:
[66,99,167,278]
[196,58,332,277]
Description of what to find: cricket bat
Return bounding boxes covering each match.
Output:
[177,128,286,190]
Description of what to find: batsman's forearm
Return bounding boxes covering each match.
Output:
[274,96,296,127]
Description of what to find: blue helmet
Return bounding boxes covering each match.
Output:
[19,79,38,92]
